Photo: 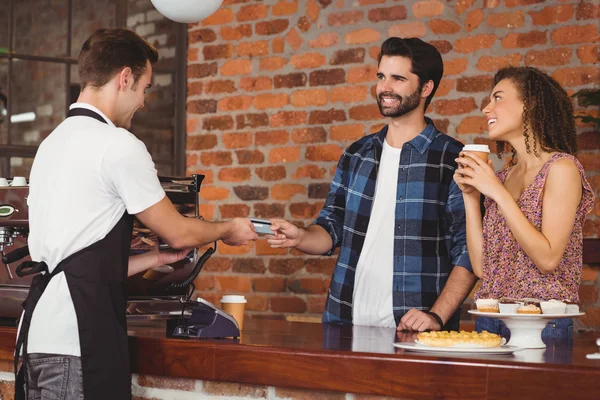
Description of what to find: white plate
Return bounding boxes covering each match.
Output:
[394,342,522,354]
[469,310,584,318]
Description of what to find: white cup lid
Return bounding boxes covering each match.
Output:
[463,144,490,153]
[221,295,247,303]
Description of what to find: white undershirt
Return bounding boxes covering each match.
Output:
[352,139,401,328]
[24,103,165,356]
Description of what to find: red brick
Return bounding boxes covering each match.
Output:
[349,104,382,121]
[254,203,286,219]
[433,119,450,133]
[580,285,599,305]
[388,21,428,38]
[289,202,321,219]
[236,150,265,165]
[246,294,268,312]
[203,44,234,60]
[203,116,234,131]
[233,186,269,201]
[189,28,217,44]
[427,19,460,35]
[205,80,236,94]
[430,40,453,55]
[577,153,600,171]
[477,54,522,72]
[502,31,547,49]
[187,134,218,150]
[274,72,307,88]
[306,144,343,161]
[221,59,252,76]
[347,65,377,84]
[187,81,203,96]
[252,277,287,293]
[344,28,381,45]
[219,204,251,220]
[256,165,287,181]
[328,123,364,142]
[456,116,488,135]
[291,52,327,69]
[198,204,214,221]
[577,45,600,64]
[200,186,231,201]
[239,77,272,92]
[269,259,305,275]
[308,183,329,199]
[269,146,301,163]
[291,89,328,107]
[288,278,327,294]
[220,25,252,41]
[309,69,346,86]
[191,168,213,185]
[443,58,469,76]
[259,57,288,72]
[530,5,574,26]
[577,131,600,150]
[137,375,195,391]
[435,79,455,97]
[256,240,288,256]
[232,258,266,274]
[255,130,289,146]
[256,19,290,36]
[551,25,600,45]
[218,167,251,182]
[188,48,199,63]
[202,8,234,26]
[412,1,445,18]
[237,4,268,22]
[456,0,476,15]
[329,86,369,104]
[253,93,290,110]
[552,67,600,87]
[201,151,233,167]
[525,48,573,67]
[434,98,477,116]
[271,296,307,313]
[218,96,252,112]
[294,165,327,179]
[328,10,364,26]
[309,33,339,48]
[272,38,285,53]
[309,109,347,124]
[369,123,387,134]
[203,257,231,273]
[273,0,298,16]
[331,48,365,65]
[286,28,303,51]
[576,2,600,20]
[270,111,307,127]
[237,113,269,129]
[464,9,484,32]
[292,127,327,144]
[368,6,407,22]
[187,99,216,115]
[305,258,336,275]
[237,41,269,57]
[297,16,312,33]
[456,75,493,93]
[358,0,385,4]
[486,10,524,29]
[454,34,496,53]
[216,276,252,293]
[579,306,600,327]
[307,0,321,22]
[504,0,544,6]
[272,184,307,200]
[187,62,217,79]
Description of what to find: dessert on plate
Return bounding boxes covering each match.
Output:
[417,330,503,347]
[476,298,499,313]
[517,304,542,314]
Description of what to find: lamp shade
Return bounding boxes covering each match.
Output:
[150,0,223,23]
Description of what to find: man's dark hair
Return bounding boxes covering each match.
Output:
[78,28,159,90]
[377,37,443,110]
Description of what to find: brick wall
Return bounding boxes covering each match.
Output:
[185,0,600,329]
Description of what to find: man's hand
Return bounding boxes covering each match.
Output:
[155,247,191,266]
[398,309,442,332]
[265,219,303,248]
[222,218,258,246]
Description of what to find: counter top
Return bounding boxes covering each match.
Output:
[1,319,599,399]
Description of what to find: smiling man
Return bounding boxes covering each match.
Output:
[267,37,476,332]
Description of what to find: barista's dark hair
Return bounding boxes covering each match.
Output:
[493,67,578,159]
[377,37,443,110]
[78,28,158,90]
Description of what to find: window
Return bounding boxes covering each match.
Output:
[0,0,186,178]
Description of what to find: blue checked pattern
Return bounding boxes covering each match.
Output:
[315,120,472,326]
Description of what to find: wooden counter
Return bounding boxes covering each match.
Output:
[1,319,598,399]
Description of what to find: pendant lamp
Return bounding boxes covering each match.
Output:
[150,0,223,23]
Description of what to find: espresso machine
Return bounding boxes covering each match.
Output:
[0,175,240,338]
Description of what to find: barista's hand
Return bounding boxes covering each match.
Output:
[398,309,442,332]
[222,218,258,246]
[155,247,192,266]
[265,219,303,248]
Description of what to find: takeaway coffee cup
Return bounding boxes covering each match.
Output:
[221,295,247,330]
[142,264,174,281]
[462,144,490,163]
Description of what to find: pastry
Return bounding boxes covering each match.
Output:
[499,299,524,314]
[476,298,499,313]
[517,304,541,314]
[417,330,503,347]
[540,299,566,314]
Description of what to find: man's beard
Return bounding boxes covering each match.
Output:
[377,86,422,118]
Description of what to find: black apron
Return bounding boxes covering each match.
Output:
[15,108,134,400]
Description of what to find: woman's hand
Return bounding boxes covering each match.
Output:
[455,153,504,201]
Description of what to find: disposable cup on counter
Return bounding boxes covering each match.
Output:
[221,295,247,330]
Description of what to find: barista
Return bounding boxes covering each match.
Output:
[14,28,258,400]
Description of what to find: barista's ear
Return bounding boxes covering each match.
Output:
[117,67,134,91]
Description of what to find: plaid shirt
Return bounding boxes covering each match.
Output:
[315,120,472,327]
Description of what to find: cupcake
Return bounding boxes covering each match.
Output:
[476,298,499,313]
[540,300,567,314]
[499,298,524,314]
[517,304,542,314]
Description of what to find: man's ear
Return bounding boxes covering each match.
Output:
[117,67,134,91]
[421,80,434,99]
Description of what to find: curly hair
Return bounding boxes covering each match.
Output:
[492,67,578,161]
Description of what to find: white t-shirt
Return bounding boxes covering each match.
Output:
[352,139,401,328]
[25,103,165,356]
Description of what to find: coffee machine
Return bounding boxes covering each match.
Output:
[0,175,240,337]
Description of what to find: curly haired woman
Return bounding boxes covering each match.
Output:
[454,67,595,341]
